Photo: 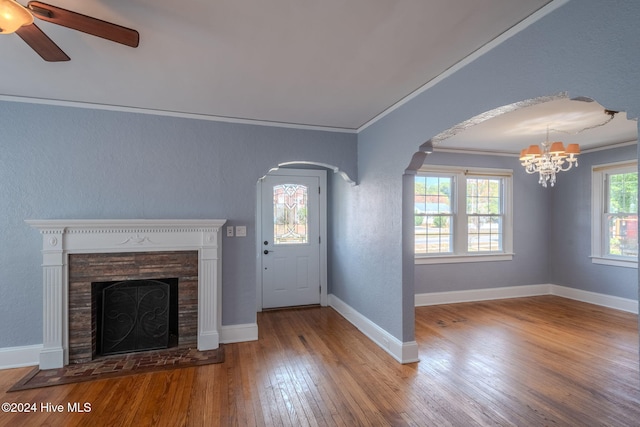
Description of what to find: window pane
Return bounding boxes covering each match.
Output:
[467,216,502,252]
[606,214,638,257]
[608,172,638,214]
[467,178,501,215]
[467,178,502,252]
[415,175,453,254]
[273,184,308,244]
[426,216,452,253]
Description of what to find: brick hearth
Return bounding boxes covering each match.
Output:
[68,251,198,364]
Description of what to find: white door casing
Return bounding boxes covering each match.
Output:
[257,169,327,310]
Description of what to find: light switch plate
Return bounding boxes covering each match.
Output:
[226,226,234,237]
[236,226,247,237]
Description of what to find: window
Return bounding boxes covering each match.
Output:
[591,161,638,268]
[415,166,513,264]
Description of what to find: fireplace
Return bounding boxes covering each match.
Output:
[27,219,226,369]
[67,251,198,364]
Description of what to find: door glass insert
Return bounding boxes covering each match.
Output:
[273,184,308,244]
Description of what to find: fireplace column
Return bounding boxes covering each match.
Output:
[199,233,223,351]
[39,227,66,369]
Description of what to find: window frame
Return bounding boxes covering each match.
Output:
[415,165,514,265]
[591,160,638,269]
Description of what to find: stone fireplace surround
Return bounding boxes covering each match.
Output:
[26,219,226,370]
[69,251,197,364]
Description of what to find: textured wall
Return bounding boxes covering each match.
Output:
[550,144,638,299]
[3,0,640,353]
[348,0,640,343]
[413,151,551,294]
[0,102,356,347]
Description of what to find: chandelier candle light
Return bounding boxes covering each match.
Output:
[519,137,580,188]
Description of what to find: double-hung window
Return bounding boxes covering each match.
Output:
[591,161,638,268]
[414,166,513,264]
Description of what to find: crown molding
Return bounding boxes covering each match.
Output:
[0,94,357,134]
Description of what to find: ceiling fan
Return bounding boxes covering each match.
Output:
[0,0,139,61]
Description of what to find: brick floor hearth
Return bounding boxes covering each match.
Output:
[8,345,225,391]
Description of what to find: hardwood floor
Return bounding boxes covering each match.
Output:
[0,296,638,426]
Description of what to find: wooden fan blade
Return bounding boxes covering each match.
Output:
[15,23,70,62]
[28,1,139,48]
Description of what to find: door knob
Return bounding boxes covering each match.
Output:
[264,250,269,255]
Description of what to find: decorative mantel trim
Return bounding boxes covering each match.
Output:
[26,219,226,369]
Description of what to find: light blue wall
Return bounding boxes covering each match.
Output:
[3,0,640,354]
[413,151,550,294]
[413,146,638,300]
[0,101,356,348]
[350,0,640,343]
[550,144,638,300]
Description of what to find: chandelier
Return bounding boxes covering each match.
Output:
[519,140,580,188]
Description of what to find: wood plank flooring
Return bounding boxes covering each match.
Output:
[0,295,638,426]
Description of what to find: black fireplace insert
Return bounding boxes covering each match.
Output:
[94,278,179,356]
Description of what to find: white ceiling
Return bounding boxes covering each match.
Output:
[438,97,638,154]
[1,0,553,131]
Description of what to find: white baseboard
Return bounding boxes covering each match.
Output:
[329,294,419,364]
[415,284,552,306]
[550,285,638,313]
[415,284,638,314]
[220,323,259,344]
[3,287,632,371]
[0,324,259,371]
[0,344,41,370]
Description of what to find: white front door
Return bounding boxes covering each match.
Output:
[259,170,325,309]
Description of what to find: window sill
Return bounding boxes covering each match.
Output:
[415,253,514,265]
[590,256,638,269]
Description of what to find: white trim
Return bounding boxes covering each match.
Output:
[415,253,514,264]
[419,165,514,176]
[424,140,637,158]
[0,95,356,134]
[0,344,42,370]
[551,285,638,314]
[329,294,419,364]
[591,160,639,268]
[591,256,637,269]
[583,140,638,154]
[415,284,638,314]
[256,168,328,311]
[220,323,259,344]
[415,284,552,306]
[0,324,258,371]
[358,0,571,132]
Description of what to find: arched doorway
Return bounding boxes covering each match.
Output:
[255,161,355,311]
[405,92,638,331]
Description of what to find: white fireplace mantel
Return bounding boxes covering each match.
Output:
[26,219,226,369]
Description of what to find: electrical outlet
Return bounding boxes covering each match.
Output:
[226,226,234,237]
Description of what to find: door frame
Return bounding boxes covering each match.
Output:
[256,168,328,311]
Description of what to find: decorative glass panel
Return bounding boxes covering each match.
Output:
[273,184,308,244]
